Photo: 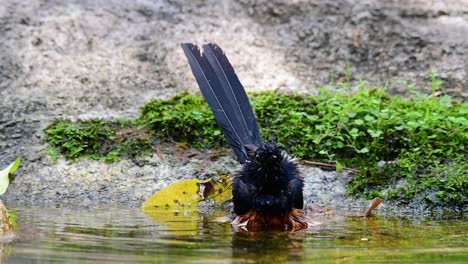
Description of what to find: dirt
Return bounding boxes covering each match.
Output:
[0,0,466,211]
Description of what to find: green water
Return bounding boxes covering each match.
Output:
[3,206,467,263]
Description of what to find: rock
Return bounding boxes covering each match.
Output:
[0,200,14,240]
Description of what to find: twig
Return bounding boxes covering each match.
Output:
[363,197,382,217]
[301,159,360,173]
[346,197,383,218]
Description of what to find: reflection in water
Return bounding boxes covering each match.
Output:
[2,206,467,263]
[232,230,306,263]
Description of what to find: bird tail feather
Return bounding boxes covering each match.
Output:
[181,43,262,163]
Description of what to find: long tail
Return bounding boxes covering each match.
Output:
[181,43,262,163]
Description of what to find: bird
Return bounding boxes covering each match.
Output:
[181,43,307,231]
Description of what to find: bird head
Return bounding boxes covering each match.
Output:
[246,142,283,166]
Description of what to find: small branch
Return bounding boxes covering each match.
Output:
[301,160,336,168]
[363,197,382,217]
[301,159,360,173]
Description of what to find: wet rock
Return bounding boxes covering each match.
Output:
[0,200,14,240]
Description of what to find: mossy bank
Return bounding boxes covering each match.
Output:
[45,86,467,211]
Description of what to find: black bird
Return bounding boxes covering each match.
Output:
[181,43,307,230]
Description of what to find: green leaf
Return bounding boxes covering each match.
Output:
[319,150,328,155]
[367,129,383,138]
[0,157,21,195]
[357,147,369,153]
[335,160,343,172]
[349,128,359,138]
[364,115,375,122]
[354,119,364,125]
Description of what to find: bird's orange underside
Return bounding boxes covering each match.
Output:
[236,209,308,231]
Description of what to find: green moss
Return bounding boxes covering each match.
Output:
[45,119,152,162]
[46,120,114,160]
[45,84,467,208]
[139,93,223,148]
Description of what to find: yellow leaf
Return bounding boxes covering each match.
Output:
[142,176,232,209]
[204,175,232,205]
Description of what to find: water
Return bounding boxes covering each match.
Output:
[2,206,467,263]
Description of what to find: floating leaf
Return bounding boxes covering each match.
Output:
[0,157,21,195]
[142,176,232,209]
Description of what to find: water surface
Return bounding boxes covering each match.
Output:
[3,206,467,263]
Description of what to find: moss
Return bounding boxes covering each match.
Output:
[139,93,223,148]
[45,120,152,162]
[45,85,467,208]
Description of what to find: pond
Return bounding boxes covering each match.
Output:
[3,206,467,263]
